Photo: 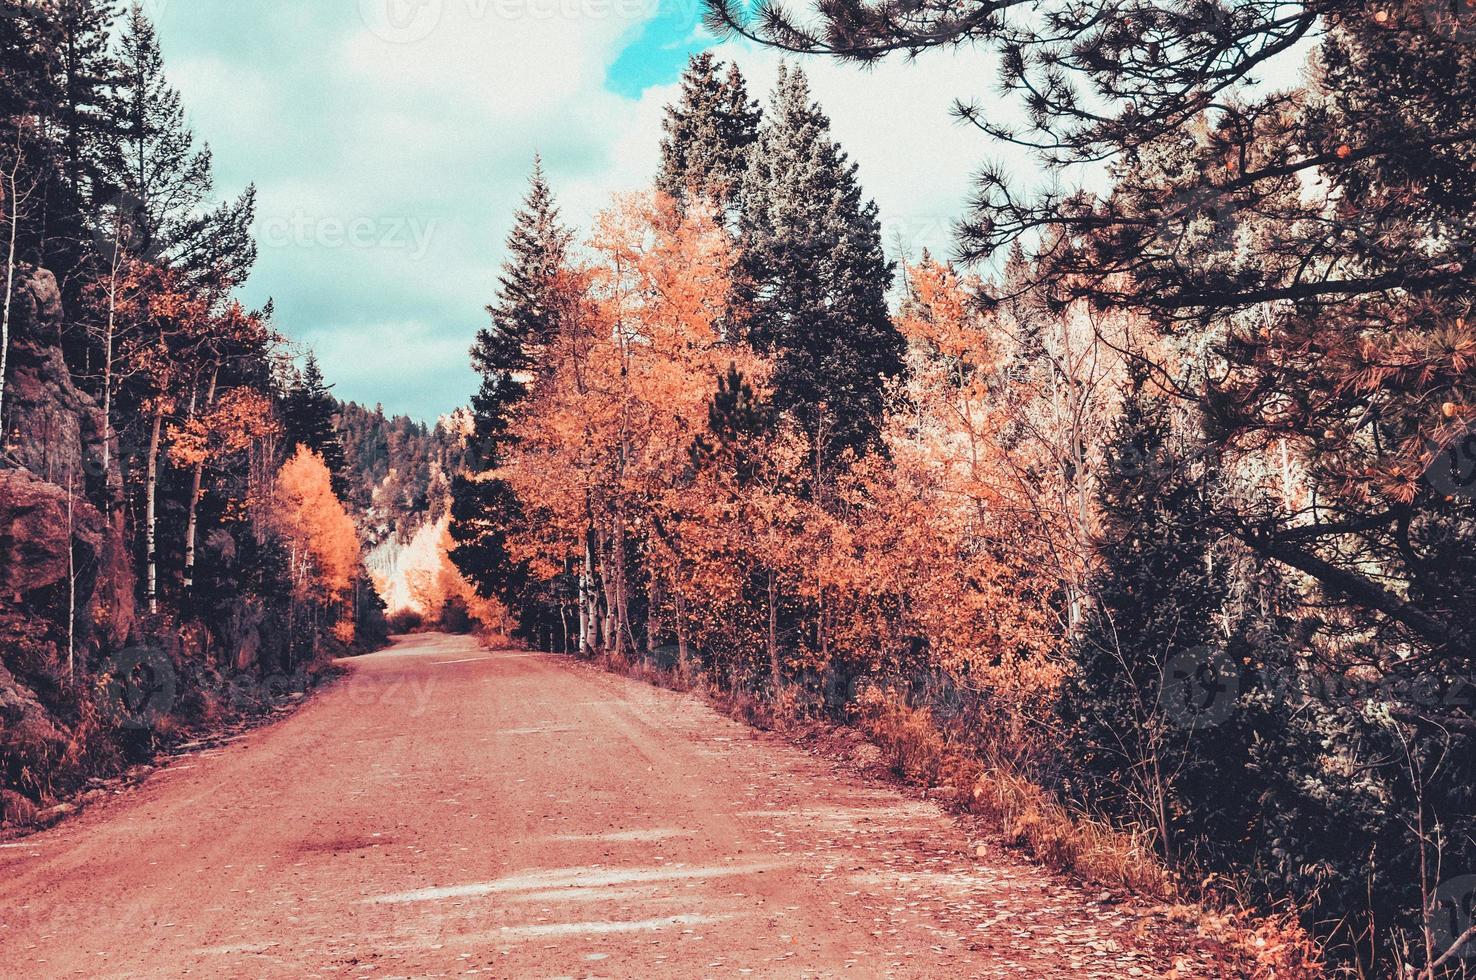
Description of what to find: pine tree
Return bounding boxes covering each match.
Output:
[99,4,203,258]
[0,1,117,276]
[450,158,574,630]
[717,0,1476,658]
[98,3,255,292]
[283,354,347,496]
[24,0,117,271]
[738,64,904,466]
[0,4,48,123]
[690,363,776,486]
[1063,366,1258,860]
[466,156,572,452]
[656,53,760,216]
[46,0,117,206]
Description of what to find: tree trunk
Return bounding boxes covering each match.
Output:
[767,568,781,692]
[675,589,690,671]
[100,242,122,479]
[183,365,219,594]
[580,527,599,655]
[145,406,163,615]
[66,474,76,677]
[287,544,298,668]
[0,156,19,430]
[577,574,588,654]
[601,554,620,657]
[614,524,632,655]
[818,582,829,664]
[646,574,663,657]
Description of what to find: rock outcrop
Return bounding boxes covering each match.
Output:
[0,659,66,774]
[0,466,105,598]
[1,266,134,647]
[1,266,141,819]
[3,267,111,489]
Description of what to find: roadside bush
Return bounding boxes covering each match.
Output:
[386,610,424,634]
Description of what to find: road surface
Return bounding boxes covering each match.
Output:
[0,633,1224,977]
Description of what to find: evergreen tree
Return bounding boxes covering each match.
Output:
[46,0,117,206]
[718,0,1476,658]
[690,363,777,486]
[466,156,572,450]
[98,3,255,292]
[98,4,204,258]
[737,64,904,465]
[0,4,48,123]
[24,0,117,273]
[1063,366,1276,862]
[283,354,347,496]
[450,158,573,630]
[656,53,760,216]
[0,1,118,276]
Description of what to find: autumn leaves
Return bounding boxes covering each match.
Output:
[275,446,361,645]
[478,192,1062,721]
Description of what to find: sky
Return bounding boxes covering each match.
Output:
[141,0,1094,421]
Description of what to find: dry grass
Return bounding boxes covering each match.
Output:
[476,626,523,650]
[849,691,1170,896]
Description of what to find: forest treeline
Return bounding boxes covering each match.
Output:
[0,3,386,819]
[448,8,1476,971]
[337,399,467,548]
[335,400,490,634]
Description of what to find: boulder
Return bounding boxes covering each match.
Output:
[0,468,138,650]
[0,467,104,598]
[94,505,136,648]
[9,263,64,346]
[36,801,75,826]
[0,660,65,764]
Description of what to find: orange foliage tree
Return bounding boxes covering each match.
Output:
[272,446,362,644]
[397,517,490,629]
[498,193,769,657]
[846,258,1069,752]
[166,301,281,592]
[497,208,1072,736]
[115,264,212,613]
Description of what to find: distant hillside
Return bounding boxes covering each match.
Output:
[333,402,481,621]
[335,402,471,548]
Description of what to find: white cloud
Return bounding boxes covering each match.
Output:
[160,4,1029,419]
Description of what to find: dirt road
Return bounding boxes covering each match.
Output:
[0,634,1225,978]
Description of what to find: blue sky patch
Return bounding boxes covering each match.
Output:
[605,0,713,97]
